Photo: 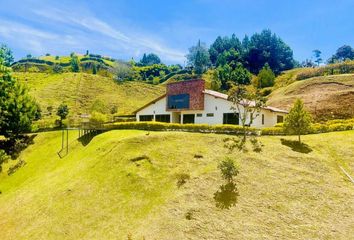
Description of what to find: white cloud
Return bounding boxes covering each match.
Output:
[33,7,186,63]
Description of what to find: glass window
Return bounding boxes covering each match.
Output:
[223,113,239,125]
[167,94,190,109]
[206,113,214,117]
[277,115,284,123]
[139,115,153,121]
[262,114,265,125]
[155,114,170,123]
[196,113,202,117]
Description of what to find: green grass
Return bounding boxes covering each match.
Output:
[0,130,353,239]
[14,72,164,126]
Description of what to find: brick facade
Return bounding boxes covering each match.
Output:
[166,79,205,111]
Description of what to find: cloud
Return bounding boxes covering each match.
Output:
[33,7,186,62]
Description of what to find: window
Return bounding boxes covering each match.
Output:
[139,115,153,121]
[277,115,284,123]
[223,113,239,125]
[155,114,170,123]
[206,113,214,117]
[183,114,195,124]
[262,114,265,125]
[167,94,190,109]
[196,113,203,117]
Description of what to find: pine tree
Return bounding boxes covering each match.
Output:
[283,99,312,143]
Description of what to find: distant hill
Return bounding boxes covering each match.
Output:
[14,72,164,127]
[268,74,354,121]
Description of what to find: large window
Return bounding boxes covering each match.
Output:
[223,113,239,125]
[167,94,190,109]
[183,114,195,124]
[155,114,170,123]
[277,115,284,123]
[139,115,153,121]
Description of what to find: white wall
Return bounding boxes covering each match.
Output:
[136,94,286,128]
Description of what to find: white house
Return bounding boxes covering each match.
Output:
[134,79,287,128]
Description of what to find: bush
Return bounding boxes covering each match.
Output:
[89,111,107,127]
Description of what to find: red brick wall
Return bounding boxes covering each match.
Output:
[166,79,205,111]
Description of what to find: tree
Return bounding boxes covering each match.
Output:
[230,62,252,85]
[209,34,243,65]
[0,44,14,66]
[328,45,354,63]
[112,61,133,81]
[139,53,161,66]
[245,29,294,74]
[0,74,38,138]
[70,55,80,72]
[53,64,63,73]
[228,84,266,142]
[186,40,211,74]
[256,63,275,88]
[312,49,322,66]
[218,157,239,182]
[56,104,69,127]
[283,99,312,143]
[92,63,97,74]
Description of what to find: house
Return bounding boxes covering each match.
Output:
[134,79,287,128]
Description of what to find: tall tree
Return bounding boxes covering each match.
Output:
[245,29,294,74]
[186,40,211,74]
[312,49,322,66]
[283,99,312,143]
[139,53,161,66]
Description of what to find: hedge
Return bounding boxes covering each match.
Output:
[104,122,257,135]
[261,119,354,135]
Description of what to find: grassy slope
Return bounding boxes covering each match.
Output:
[40,55,115,67]
[14,72,164,122]
[268,74,354,120]
[0,130,353,239]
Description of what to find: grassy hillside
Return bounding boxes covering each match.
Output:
[0,130,353,239]
[268,74,354,120]
[14,72,165,125]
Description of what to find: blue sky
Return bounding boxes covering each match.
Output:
[0,0,353,64]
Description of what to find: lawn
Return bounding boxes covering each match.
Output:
[0,130,353,239]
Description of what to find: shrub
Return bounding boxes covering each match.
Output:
[218,157,239,182]
[89,111,107,127]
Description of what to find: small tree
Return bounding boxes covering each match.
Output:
[256,63,275,88]
[92,63,97,74]
[218,157,239,182]
[70,55,80,72]
[283,99,312,143]
[228,84,266,141]
[56,104,69,127]
[312,49,322,66]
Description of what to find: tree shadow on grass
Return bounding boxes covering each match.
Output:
[0,134,37,159]
[213,181,239,209]
[280,138,313,154]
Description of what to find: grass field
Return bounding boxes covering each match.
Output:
[14,72,164,125]
[0,130,353,239]
[268,74,354,120]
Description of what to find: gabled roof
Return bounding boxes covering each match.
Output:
[134,89,288,114]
